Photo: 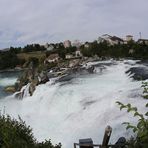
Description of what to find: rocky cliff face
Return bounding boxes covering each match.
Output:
[15,62,49,98]
[14,59,96,99]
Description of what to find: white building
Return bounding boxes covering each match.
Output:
[98,34,124,45]
[97,34,111,44]
[72,40,82,48]
[44,43,49,49]
[63,40,71,48]
[84,42,90,48]
[75,49,82,57]
[46,54,59,63]
[137,39,148,45]
[65,54,73,59]
[47,44,54,51]
[126,35,133,42]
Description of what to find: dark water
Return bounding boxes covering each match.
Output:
[0,70,22,99]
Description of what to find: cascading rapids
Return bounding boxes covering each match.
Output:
[0,60,147,148]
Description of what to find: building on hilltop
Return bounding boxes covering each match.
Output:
[44,43,55,51]
[45,53,59,63]
[126,35,133,42]
[44,43,49,49]
[84,42,90,48]
[97,34,111,44]
[137,39,148,45]
[72,40,82,48]
[110,36,124,45]
[75,49,82,57]
[63,40,71,48]
[97,34,124,45]
[47,44,55,51]
[65,54,74,59]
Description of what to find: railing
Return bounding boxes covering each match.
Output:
[74,125,127,148]
[74,143,128,148]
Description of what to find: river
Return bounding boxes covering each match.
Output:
[0,60,147,147]
[0,70,22,99]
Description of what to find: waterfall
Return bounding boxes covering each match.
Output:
[0,60,147,148]
[21,83,31,98]
[13,83,31,99]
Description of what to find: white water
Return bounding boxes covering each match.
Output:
[0,60,147,147]
[0,77,17,87]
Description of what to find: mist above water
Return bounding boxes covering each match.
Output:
[0,60,147,148]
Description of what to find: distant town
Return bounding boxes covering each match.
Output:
[0,34,148,72]
[1,34,148,52]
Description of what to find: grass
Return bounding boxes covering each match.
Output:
[17,51,46,61]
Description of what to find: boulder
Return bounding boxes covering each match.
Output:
[126,67,148,80]
[29,82,36,96]
[38,71,49,84]
[4,86,16,93]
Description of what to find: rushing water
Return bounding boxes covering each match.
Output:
[0,71,21,99]
[0,60,147,147]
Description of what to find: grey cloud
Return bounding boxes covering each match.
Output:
[0,0,147,48]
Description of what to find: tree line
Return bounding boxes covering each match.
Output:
[0,41,148,70]
[80,40,148,59]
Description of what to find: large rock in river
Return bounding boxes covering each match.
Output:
[4,86,16,93]
[126,66,148,80]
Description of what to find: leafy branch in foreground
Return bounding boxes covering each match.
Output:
[141,81,148,99]
[0,115,61,148]
[116,101,148,148]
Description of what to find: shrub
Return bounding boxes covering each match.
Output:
[0,115,61,148]
[116,82,148,148]
[142,82,148,99]
[116,102,148,147]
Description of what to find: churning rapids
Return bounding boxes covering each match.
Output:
[0,60,147,147]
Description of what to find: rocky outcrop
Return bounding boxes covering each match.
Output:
[14,62,49,97]
[126,67,148,80]
[4,86,16,93]
[38,71,49,84]
[14,59,97,98]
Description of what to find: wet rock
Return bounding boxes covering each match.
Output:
[57,74,74,82]
[4,86,16,93]
[87,65,95,73]
[113,137,126,148]
[126,67,148,80]
[14,91,23,99]
[29,82,36,96]
[38,71,49,84]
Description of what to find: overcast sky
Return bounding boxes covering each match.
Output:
[0,0,147,48]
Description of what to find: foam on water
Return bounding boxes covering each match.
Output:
[0,60,147,147]
[0,77,17,87]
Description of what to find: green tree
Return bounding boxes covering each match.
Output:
[116,82,148,148]
[0,115,61,148]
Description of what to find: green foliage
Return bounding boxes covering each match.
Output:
[28,57,39,68]
[9,44,46,53]
[1,40,148,70]
[141,82,148,99]
[0,51,19,70]
[10,46,22,54]
[0,115,61,148]
[116,82,148,147]
[23,44,46,53]
[46,46,77,59]
[80,41,148,59]
[116,101,148,147]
